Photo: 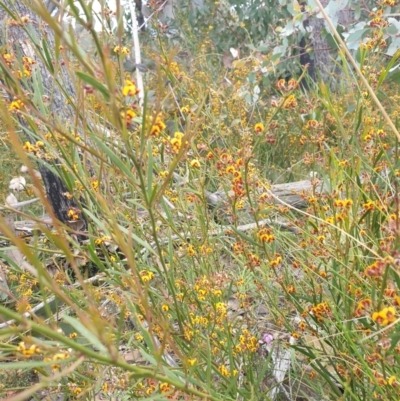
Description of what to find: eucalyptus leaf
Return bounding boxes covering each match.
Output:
[386,38,400,57]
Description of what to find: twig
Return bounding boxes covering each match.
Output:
[0,197,39,211]
[138,0,168,31]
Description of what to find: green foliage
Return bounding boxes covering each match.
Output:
[168,0,400,86]
[1,0,400,400]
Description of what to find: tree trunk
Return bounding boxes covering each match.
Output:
[0,1,85,228]
[156,0,204,25]
[135,0,145,31]
[302,0,353,88]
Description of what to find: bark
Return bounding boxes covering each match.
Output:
[156,0,204,25]
[302,0,353,87]
[0,1,85,228]
[303,0,331,83]
[135,0,145,31]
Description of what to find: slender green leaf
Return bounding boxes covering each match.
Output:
[76,71,110,100]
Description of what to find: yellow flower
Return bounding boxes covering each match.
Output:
[287,285,296,294]
[254,123,264,133]
[306,119,319,129]
[22,56,35,65]
[140,270,154,283]
[338,159,350,167]
[363,200,376,211]
[150,115,166,135]
[187,244,196,256]
[184,327,194,341]
[20,16,30,24]
[225,165,236,174]
[283,94,297,109]
[160,383,171,393]
[372,306,396,326]
[52,351,70,361]
[17,342,41,357]
[9,99,24,111]
[215,302,227,317]
[71,387,82,395]
[170,137,182,153]
[120,108,136,125]
[3,53,13,66]
[67,208,81,221]
[218,365,237,377]
[270,254,282,267]
[95,235,111,245]
[170,132,184,153]
[123,80,138,96]
[333,199,353,209]
[190,159,201,168]
[91,180,99,191]
[23,141,36,153]
[258,228,275,243]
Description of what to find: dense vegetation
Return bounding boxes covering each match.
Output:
[1,0,400,400]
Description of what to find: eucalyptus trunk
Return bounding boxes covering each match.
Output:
[302,0,352,87]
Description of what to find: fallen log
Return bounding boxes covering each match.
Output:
[0,179,322,237]
[205,179,324,210]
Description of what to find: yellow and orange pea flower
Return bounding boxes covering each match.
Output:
[372,306,396,327]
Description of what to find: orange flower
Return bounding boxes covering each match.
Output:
[364,259,392,277]
[287,285,296,294]
[306,119,319,129]
[355,298,372,317]
[276,79,286,91]
[287,78,298,90]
